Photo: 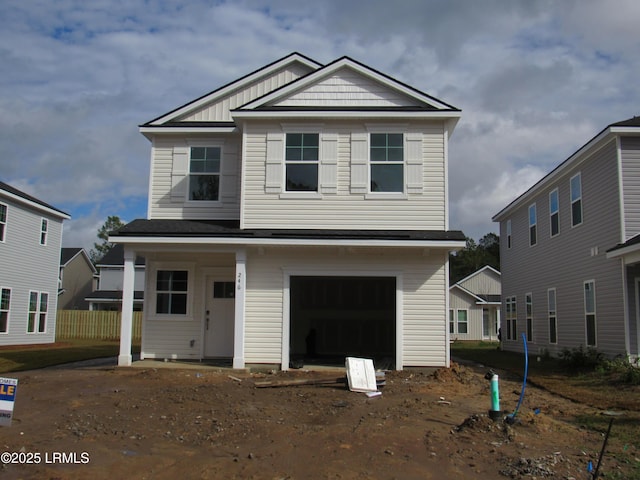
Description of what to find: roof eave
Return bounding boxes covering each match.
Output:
[231,110,461,120]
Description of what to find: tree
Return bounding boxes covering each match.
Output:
[449,232,500,284]
[90,216,125,263]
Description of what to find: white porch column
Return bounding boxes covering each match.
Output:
[233,249,246,369]
[118,247,136,366]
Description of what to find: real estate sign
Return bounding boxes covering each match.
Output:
[0,377,18,426]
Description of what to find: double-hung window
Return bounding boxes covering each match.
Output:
[27,291,48,333]
[529,204,537,246]
[0,203,6,242]
[505,296,517,341]
[189,147,221,201]
[156,270,188,315]
[549,189,559,237]
[370,133,404,192]
[449,309,468,334]
[0,288,10,333]
[571,173,582,226]
[40,219,48,245]
[506,219,512,249]
[285,133,319,191]
[525,293,533,342]
[548,288,557,344]
[584,280,596,346]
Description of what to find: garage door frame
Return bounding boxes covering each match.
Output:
[282,268,404,370]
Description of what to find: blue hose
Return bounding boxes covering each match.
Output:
[508,332,528,420]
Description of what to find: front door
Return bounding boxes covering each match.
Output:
[204,278,235,357]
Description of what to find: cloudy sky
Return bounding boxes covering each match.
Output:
[2,0,639,251]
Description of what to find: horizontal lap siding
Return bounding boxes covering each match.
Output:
[148,136,241,220]
[244,247,448,367]
[0,198,63,345]
[621,137,640,239]
[242,121,445,230]
[500,140,625,357]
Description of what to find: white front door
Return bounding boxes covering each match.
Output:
[204,278,235,357]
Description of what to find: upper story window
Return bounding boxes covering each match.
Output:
[285,133,319,192]
[189,147,220,201]
[506,219,512,249]
[0,203,6,242]
[570,173,582,227]
[156,270,188,315]
[40,218,48,245]
[549,189,559,237]
[370,133,403,192]
[529,204,537,246]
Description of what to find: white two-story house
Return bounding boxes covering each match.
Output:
[493,117,640,362]
[0,181,69,345]
[111,53,465,370]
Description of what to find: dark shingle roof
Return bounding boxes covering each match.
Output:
[111,219,466,243]
[60,247,83,265]
[96,243,145,266]
[0,181,70,217]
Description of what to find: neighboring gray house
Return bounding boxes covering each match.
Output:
[0,181,70,345]
[86,244,145,311]
[59,247,96,310]
[449,266,501,342]
[493,117,640,363]
[110,53,465,369]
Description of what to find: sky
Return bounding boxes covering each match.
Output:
[2,0,639,252]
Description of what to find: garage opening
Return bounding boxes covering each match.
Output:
[289,276,396,368]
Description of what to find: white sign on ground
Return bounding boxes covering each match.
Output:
[345,357,377,393]
[0,377,18,427]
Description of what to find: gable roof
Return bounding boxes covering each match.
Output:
[454,265,501,286]
[96,243,145,267]
[493,116,640,222]
[141,52,322,128]
[60,247,97,273]
[450,284,501,305]
[0,181,70,219]
[236,55,459,112]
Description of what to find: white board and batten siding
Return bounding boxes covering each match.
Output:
[148,135,242,220]
[244,247,450,368]
[457,268,501,296]
[242,120,446,230]
[0,195,64,345]
[179,64,314,123]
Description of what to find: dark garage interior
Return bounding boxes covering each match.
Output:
[289,276,396,368]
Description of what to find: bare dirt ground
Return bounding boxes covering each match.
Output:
[0,360,637,479]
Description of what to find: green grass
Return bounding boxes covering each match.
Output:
[0,340,141,373]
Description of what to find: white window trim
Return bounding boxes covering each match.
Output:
[0,286,10,334]
[549,188,559,238]
[570,172,583,228]
[366,126,408,198]
[525,292,533,342]
[456,309,469,334]
[27,290,48,334]
[279,125,325,199]
[548,288,557,345]
[529,203,537,247]
[0,202,7,243]
[584,279,597,347]
[186,140,225,206]
[40,218,48,246]
[148,262,195,320]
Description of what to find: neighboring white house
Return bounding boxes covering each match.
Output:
[493,117,640,362]
[449,266,501,342]
[0,181,70,345]
[111,53,465,370]
[85,244,145,311]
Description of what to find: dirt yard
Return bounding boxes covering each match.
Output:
[0,360,637,479]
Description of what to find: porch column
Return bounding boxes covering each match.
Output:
[118,247,136,366]
[233,249,246,369]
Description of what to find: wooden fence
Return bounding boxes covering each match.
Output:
[56,310,142,341]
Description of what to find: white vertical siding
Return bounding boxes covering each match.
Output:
[458,269,501,295]
[242,121,446,230]
[0,196,63,345]
[180,64,313,122]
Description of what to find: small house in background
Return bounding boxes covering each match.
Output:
[0,181,69,345]
[86,244,145,311]
[58,247,96,310]
[449,266,501,341]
